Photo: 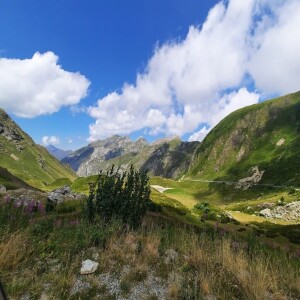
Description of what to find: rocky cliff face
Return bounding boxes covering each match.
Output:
[62,135,148,176]
[140,140,199,178]
[63,135,199,179]
[76,136,148,176]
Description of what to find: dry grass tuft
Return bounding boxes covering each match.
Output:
[0,231,32,270]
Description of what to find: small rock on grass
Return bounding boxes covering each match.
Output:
[80,259,99,275]
[0,185,6,193]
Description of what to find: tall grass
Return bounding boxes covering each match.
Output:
[0,197,299,299]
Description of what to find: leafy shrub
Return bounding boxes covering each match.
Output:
[220,215,231,224]
[265,230,278,238]
[276,198,286,206]
[194,202,210,210]
[288,187,296,195]
[45,199,57,212]
[84,165,151,228]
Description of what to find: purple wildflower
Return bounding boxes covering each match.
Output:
[14,200,23,209]
[4,195,11,204]
[26,200,36,214]
[37,202,45,214]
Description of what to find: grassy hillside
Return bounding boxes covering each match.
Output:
[0,167,37,190]
[0,108,77,189]
[1,192,299,299]
[70,175,98,194]
[189,91,300,186]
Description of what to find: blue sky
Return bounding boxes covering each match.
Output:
[1,0,300,150]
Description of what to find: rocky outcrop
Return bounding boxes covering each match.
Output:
[0,109,24,143]
[47,186,84,203]
[259,201,300,221]
[0,185,6,193]
[140,141,199,179]
[235,166,265,190]
[0,121,24,142]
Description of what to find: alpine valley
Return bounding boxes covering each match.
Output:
[1,91,300,299]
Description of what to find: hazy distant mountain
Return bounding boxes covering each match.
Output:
[46,145,73,161]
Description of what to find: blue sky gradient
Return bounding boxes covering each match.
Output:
[1,0,300,150]
[0,0,216,149]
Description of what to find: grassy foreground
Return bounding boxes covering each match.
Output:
[0,193,300,300]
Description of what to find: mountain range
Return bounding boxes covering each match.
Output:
[62,135,199,179]
[1,91,300,190]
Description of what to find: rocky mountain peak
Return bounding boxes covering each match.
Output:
[103,135,131,147]
[151,136,180,146]
[134,136,148,146]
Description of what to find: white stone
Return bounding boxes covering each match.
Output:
[276,138,285,146]
[260,208,271,217]
[80,259,99,275]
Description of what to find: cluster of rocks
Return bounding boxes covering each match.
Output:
[0,120,24,142]
[260,201,300,221]
[235,166,265,190]
[47,185,84,204]
[257,202,276,209]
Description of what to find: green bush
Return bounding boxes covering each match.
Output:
[288,187,296,195]
[194,202,210,210]
[265,230,278,238]
[45,199,57,213]
[84,165,151,228]
[276,198,286,206]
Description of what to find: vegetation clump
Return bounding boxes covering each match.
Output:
[194,202,231,223]
[84,165,151,228]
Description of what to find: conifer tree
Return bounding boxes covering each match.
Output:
[85,165,151,228]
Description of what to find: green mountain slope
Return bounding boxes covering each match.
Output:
[189,91,300,186]
[0,108,77,189]
[0,167,36,190]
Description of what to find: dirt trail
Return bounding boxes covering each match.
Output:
[150,185,173,193]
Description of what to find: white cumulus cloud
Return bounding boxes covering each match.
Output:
[188,127,211,142]
[88,0,300,142]
[0,52,90,117]
[42,135,60,146]
[249,0,300,95]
